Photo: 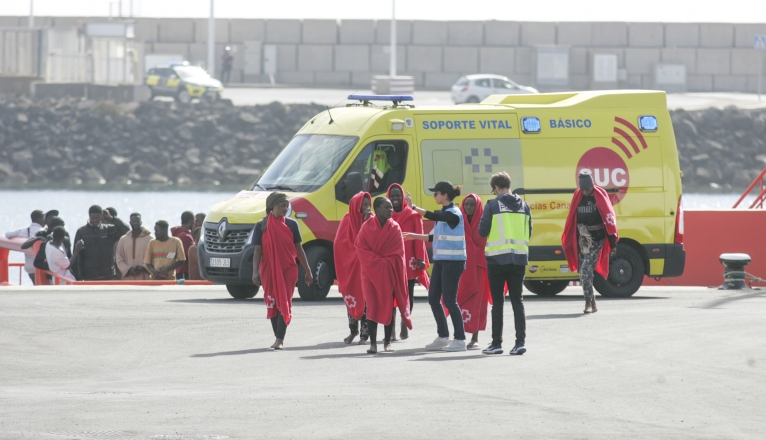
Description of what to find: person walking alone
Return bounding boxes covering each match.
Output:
[562,171,619,314]
[403,181,467,352]
[479,172,532,356]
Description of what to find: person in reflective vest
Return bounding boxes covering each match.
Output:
[478,172,532,356]
[404,180,468,352]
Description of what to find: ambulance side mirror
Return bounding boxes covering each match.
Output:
[344,172,364,198]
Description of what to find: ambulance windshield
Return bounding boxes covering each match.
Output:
[253,134,359,192]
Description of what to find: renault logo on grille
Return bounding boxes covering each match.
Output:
[218,219,228,240]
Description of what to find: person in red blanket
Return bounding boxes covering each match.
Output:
[387,183,429,341]
[355,197,412,354]
[335,191,372,345]
[562,171,619,314]
[453,194,492,349]
[251,192,313,350]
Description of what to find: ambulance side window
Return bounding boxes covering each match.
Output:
[335,144,373,204]
[335,140,409,204]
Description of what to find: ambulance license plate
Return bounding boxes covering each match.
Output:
[210,258,230,268]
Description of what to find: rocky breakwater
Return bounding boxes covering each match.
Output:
[0,97,324,188]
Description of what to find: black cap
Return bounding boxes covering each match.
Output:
[428,181,454,194]
[45,209,59,218]
[578,171,594,190]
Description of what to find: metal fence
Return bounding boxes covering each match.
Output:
[91,38,142,84]
[0,28,42,77]
[45,28,88,82]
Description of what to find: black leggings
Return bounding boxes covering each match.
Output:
[348,309,369,339]
[270,311,287,339]
[408,279,416,311]
[367,308,395,343]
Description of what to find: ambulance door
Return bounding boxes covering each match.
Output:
[334,135,415,218]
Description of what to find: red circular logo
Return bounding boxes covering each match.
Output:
[575,147,629,205]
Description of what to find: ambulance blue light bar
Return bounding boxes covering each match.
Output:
[348,94,414,102]
[638,115,658,132]
[521,117,541,134]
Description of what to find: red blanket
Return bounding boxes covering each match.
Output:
[334,192,370,320]
[387,183,430,290]
[355,216,412,328]
[260,213,298,324]
[445,194,492,333]
[562,186,619,278]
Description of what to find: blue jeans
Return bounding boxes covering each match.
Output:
[428,260,466,340]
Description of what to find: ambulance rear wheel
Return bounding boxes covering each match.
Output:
[466,96,480,103]
[297,246,334,301]
[594,244,644,298]
[523,280,569,296]
[227,284,259,299]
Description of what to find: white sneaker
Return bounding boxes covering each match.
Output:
[425,337,450,350]
[442,339,467,352]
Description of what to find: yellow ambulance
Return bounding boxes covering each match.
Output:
[199,90,685,300]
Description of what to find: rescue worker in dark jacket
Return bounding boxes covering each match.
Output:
[73,205,130,280]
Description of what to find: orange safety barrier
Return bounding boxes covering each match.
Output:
[733,166,766,209]
[643,209,766,287]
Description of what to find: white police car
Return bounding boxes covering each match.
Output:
[451,74,538,104]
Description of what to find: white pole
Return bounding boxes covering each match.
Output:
[389,0,396,77]
[759,51,763,102]
[208,0,215,77]
[29,0,34,28]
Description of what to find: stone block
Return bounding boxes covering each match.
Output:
[731,49,762,75]
[0,17,21,27]
[557,23,592,46]
[515,47,535,74]
[302,19,338,44]
[52,17,87,28]
[484,21,520,46]
[193,18,230,43]
[570,48,588,74]
[335,45,370,72]
[265,19,301,44]
[412,21,448,45]
[339,20,374,44]
[570,74,590,90]
[747,75,764,92]
[276,45,297,72]
[375,20,412,45]
[407,46,442,72]
[448,21,484,46]
[509,74,532,87]
[370,45,407,72]
[186,44,205,65]
[134,18,160,42]
[696,49,730,75]
[628,23,663,47]
[713,75,748,92]
[315,71,350,85]
[664,23,699,47]
[297,44,333,71]
[152,43,190,57]
[687,75,713,91]
[520,22,556,46]
[425,73,462,90]
[660,48,697,74]
[159,19,194,43]
[735,24,766,48]
[479,48,515,75]
[700,24,734,47]
[592,22,627,47]
[625,48,661,74]
[278,71,314,85]
[443,47,478,73]
[230,19,265,43]
[351,71,373,87]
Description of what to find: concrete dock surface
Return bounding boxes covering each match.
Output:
[0,286,764,439]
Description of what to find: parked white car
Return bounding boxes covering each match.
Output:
[451,74,539,104]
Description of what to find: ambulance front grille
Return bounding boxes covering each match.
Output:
[204,228,250,254]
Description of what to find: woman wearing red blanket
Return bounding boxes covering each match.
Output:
[387,183,429,341]
[334,191,372,344]
[252,192,313,350]
[562,171,619,314]
[355,197,413,354]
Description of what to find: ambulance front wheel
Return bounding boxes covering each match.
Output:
[593,244,645,298]
[227,284,259,299]
[523,280,569,296]
[297,246,334,301]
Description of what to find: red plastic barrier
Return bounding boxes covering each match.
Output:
[643,210,766,287]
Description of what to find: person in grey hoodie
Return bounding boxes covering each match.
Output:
[478,172,532,356]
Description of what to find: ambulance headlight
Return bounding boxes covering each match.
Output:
[638,115,658,132]
[521,117,541,134]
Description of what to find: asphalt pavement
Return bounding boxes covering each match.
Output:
[0,285,764,439]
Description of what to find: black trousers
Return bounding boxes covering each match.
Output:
[408,278,416,312]
[270,311,287,339]
[428,260,466,340]
[348,309,369,339]
[367,308,395,343]
[487,263,526,347]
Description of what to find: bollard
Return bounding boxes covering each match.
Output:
[718,253,752,290]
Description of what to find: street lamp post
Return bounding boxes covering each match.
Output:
[208,0,216,77]
[29,0,34,28]
[389,0,396,77]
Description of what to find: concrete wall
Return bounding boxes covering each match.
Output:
[10,17,766,91]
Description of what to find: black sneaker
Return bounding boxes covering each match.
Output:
[509,343,526,355]
[482,343,503,355]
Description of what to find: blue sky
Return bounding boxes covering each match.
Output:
[2,0,765,22]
